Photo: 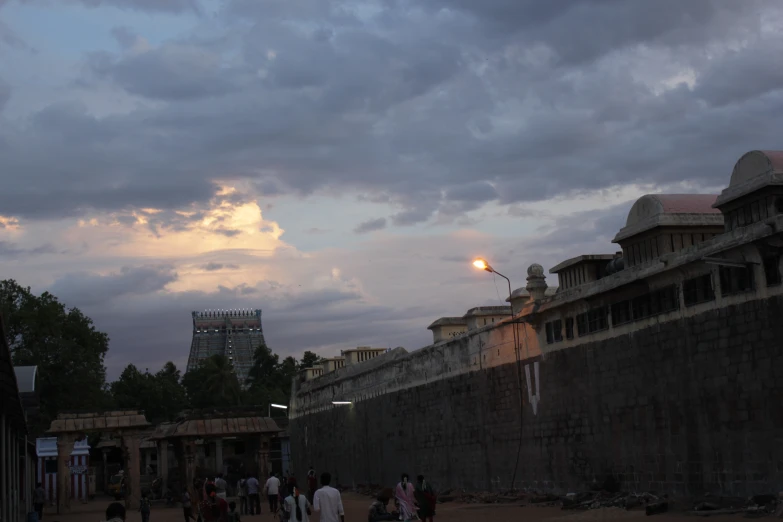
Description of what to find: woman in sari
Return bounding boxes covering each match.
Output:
[414,475,436,522]
[394,473,418,521]
[199,482,229,522]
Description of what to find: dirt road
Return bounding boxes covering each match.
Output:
[47,492,750,522]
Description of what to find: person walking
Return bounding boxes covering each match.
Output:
[245,474,261,516]
[414,475,436,522]
[214,474,228,501]
[182,487,196,522]
[264,472,281,514]
[139,492,152,522]
[236,476,247,515]
[394,474,417,522]
[306,467,317,504]
[313,472,344,522]
[283,486,312,522]
[33,482,45,520]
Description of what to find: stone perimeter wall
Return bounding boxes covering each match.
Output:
[290,294,783,496]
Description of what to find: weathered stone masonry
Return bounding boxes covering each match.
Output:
[291,295,783,496]
[291,150,783,496]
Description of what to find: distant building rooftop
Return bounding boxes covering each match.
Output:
[506,287,558,302]
[463,306,511,318]
[715,150,783,208]
[613,194,723,243]
[549,254,617,274]
[427,317,467,329]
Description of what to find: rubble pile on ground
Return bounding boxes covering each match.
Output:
[560,491,668,515]
[436,489,526,504]
[354,484,386,498]
[686,494,781,517]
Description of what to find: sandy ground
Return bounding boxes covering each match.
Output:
[45,493,754,522]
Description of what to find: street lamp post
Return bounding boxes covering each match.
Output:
[472,257,524,491]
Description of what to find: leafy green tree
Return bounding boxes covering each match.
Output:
[110,362,186,423]
[300,350,322,369]
[182,355,242,409]
[0,279,111,433]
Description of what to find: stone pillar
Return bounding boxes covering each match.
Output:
[183,439,198,506]
[256,436,270,477]
[122,434,142,510]
[103,448,111,492]
[215,438,223,475]
[13,434,19,520]
[157,440,169,487]
[56,435,77,513]
[24,435,31,515]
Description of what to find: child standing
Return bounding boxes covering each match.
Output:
[227,500,241,522]
[139,492,151,522]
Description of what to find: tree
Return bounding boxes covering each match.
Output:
[0,280,111,433]
[245,344,301,409]
[300,350,322,369]
[110,362,186,423]
[182,355,242,409]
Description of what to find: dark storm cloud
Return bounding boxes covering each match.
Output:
[2,0,783,223]
[49,265,178,306]
[48,0,199,13]
[87,43,244,100]
[0,241,58,258]
[354,217,387,234]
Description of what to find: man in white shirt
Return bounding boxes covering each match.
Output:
[313,472,345,522]
[214,473,228,500]
[264,472,281,513]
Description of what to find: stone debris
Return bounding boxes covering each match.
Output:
[436,489,527,504]
[685,493,781,517]
[561,491,664,512]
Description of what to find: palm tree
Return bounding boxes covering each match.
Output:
[182,355,242,408]
[202,355,242,406]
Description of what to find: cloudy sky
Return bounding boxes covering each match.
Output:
[1,0,782,378]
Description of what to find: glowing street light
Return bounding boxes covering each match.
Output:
[268,403,288,417]
[472,258,490,271]
[331,401,352,406]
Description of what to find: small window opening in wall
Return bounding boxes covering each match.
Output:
[719,265,754,296]
[497,349,500,355]
[684,273,715,306]
[565,317,574,340]
[763,255,781,286]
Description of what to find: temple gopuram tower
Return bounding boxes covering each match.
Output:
[186,309,265,386]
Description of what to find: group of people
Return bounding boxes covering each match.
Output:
[368,474,436,522]
[185,469,346,522]
[98,469,435,522]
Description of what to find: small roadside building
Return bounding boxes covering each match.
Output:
[36,437,91,502]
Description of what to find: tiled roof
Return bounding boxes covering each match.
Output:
[150,416,280,439]
[48,411,151,433]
